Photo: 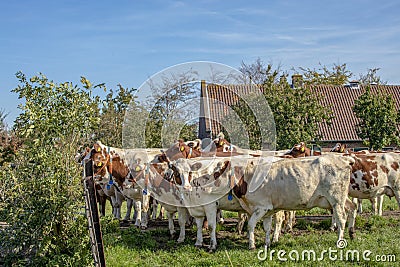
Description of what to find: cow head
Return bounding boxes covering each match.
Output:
[169,158,194,191]
[331,143,347,153]
[284,142,308,157]
[89,147,110,182]
[283,142,322,157]
[123,159,146,189]
[177,139,201,159]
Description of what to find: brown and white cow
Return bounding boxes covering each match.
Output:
[89,147,126,220]
[345,151,400,234]
[89,141,162,228]
[330,143,392,216]
[173,154,356,250]
[124,160,190,242]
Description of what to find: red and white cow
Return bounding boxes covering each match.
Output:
[124,160,190,241]
[330,143,382,215]
[345,151,400,235]
[89,147,126,220]
[89,141,162,228]
[172,154,356,250]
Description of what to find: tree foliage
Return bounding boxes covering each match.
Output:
[296,63,352,86]
[358,68,387,85]
[353,87,399,150]
[97,84,137,147]
[239,58,281,86]
[236,61,332,149]
[0,72,100,265]
[144,70,199,147]
[264,82,332,149]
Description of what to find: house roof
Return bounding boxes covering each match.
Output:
[312,84,400,142]
[201,82,400,143]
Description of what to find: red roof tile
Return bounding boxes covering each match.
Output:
[203,83,400,142]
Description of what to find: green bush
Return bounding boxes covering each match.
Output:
[0,72,100,266]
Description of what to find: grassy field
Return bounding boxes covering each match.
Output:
[101,197,400,266]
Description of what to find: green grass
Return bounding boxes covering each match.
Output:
[100,197,400,266]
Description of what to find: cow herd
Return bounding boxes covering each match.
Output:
[76,138,400,251]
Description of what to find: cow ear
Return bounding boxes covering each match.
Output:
[180,146,185,152]
[300,146,305,153]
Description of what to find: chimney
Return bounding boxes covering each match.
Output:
[291,74,303,88]
[349,80,360,89]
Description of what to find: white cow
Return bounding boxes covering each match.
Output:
[172,154,356,250]
[168,156,290,250]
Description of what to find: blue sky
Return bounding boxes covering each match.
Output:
[1,0,400,126]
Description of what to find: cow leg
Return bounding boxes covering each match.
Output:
[262,215,273,248]
[331,203,346,243]
[134,201,142,227]
[158,206,165,220]
[194,217,205,248]
[284,211,296,233]
[109,195,118,218]
[177,207,187,243]
[205,206,218,251]
[114,192,124,220]
[98,194,106,217]
[330,208,337,231]
[166,211,176,238]
[217,209,224,224]
[236,211,247,235]
[248,207,269,250]
[377,195,384,216]
[357,198,363,214]
[141,194,150,229]
[370,197,377,215]
[151,198,158,220]
[346,198,357,240]
[124,198,133,221]
[272,211,284,243]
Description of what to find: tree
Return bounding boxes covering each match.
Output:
[0,72,100,265]
[144,69,199,147]
[263,80,332,149]
[358,68,387,85]
[97,84,137,147]
[239,58,281,86]
[353,87,399,150]
[235,60,332,150]
[296,63,352,85]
